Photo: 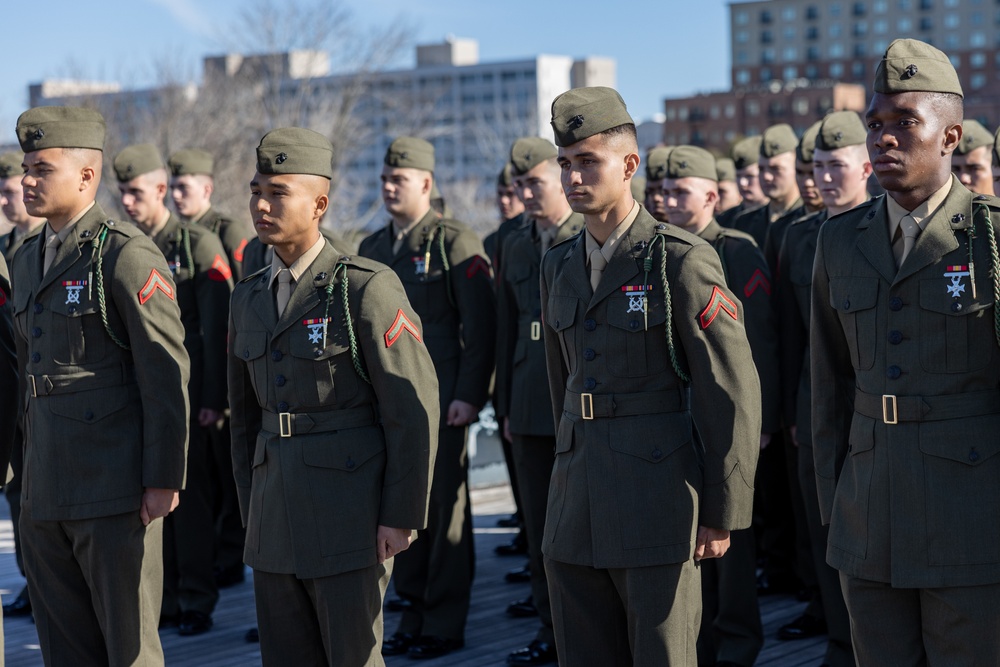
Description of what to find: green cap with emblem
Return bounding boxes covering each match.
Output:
[550,86,634,148]
[797,121,822,163]
[113,143,166,182]
[168,148,214,176]
[760,124,798,158]
[16,106,106,152]
[715,157,736,182]
[666,145,718,182]
[731,136,762,170]
[956,119,994,155]
[631,176,646,201]
[0,151,25,179]
[384,136,434,172]
[510,137,558,175]
[498,163,515,187]
[816,111,867,150]
[256,127,333,179]
[873,38,963,98]
[645,146,672,181]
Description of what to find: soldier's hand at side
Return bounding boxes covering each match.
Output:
[503,417,512,442]
[140,488,180,526]
[198,408,223,428]
[694,526,731,561]
[759,432,772,450]
[377,525,414,564]
[447,400,479,427]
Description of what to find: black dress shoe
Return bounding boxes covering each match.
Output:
[245,627,259,643]
[385,597,412,612]
[504,564,531,584]
[495,534,528,556]
[178,610,213,636]
[507,639,557,665]
[777,613,827,640]
[381,631,416,656]
[3,590,31,617]
[407,635,464,659]
[158,613,180,630]
[214,564,246,588]
[497,514,521,528]
[506,597,538,618]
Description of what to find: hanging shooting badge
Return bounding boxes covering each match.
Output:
[412,256,425,275]
[63,280,87,305]
[621,284,654,314]
[944,265,970,298]
[303,317,331,345]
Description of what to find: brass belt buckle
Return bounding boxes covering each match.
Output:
[279,412,293,438]
[28,375,37,398]
[882,395,897,425]
[581,393,594,420]
[530,321,541,341]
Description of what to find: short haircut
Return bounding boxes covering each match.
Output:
[599,123,639,152]
[930,92,963,127]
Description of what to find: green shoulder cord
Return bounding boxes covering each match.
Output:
[422,222,456,307]
[88,226,131,351]
[181,225,195,276]
[973,203,1000,348]
[642,233,691,384]
[323,262,371,385]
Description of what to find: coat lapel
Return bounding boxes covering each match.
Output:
[854,198,898,284]
[249,267,277,331]
[38,204,105,293]
[894,182,966,285]
[272,240,336,339]
[589,214,646,307]
[554,233,591,303]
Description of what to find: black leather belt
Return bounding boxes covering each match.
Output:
[855,389,1000,425]
[28,365,135,397]
[262,405,378,438]
[563,389,689,420]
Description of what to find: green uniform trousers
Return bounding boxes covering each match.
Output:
[392,424,474,640]
[840,575,1000,667]
[22,506,164,666]
[697,528,762,666]
[546,556,701,667]
[208,416,245,575]
[511,434,556,644]
[254,561,392,667]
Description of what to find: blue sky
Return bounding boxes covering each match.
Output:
[1,0,741,142]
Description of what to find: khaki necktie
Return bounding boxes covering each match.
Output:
[42,233,61,276]
[588,247,607,291]
[893,214,920,267]
[540,227,555,256]
[275,269,292,317]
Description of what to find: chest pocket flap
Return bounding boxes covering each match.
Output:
[829,277,879,313]
[546,295,577,332]
[234,331,267,361]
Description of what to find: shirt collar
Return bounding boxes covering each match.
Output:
[45,201,95,245]
[392,208,432,241]
[584,200,640,264]
[885,177,953,238]
[268,233,326,289]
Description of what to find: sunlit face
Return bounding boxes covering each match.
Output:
[496,182,524,220]
[716,180,742,213]
[814,145,872,210]
[118,171,167,227]
[0,176,34,226]
[951,145,994,196]
[758,152,798,202]
[170,173,213,219]
[249,171,327,249]
[736,164,767,205]
[795,158,823,209]
[514,159,566,222]
[557,133,638,217]
[644,179,667,222]
[21,148,92,221]
[380,166,431,221]
[663,176,717,233]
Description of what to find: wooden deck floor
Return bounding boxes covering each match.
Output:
[0,485,827,666]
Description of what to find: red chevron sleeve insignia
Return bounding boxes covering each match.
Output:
[209,254,233,282]
[699,286,738,329]
[233,238,248,262]
[138,268,175,305]
[384,309,421,348]
[466,255,491,279]
[743,268,771,297]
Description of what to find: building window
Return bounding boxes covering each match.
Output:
[920,17,933,29]
[943,0,958,6]
[783,27,796,41]
[873,40,890,54]
[807,26,820,39]
[725,104,736,118]
[760,67,773,81]
[920,0,932,8]
[830,23,843,38]
[874,19,888,33]
[807,45,821,60]
[971,73,986,89]
[735,10,749,25]
[898,18,912,30]
[805,64,819,78]
[736,70,751,84]
[784,66,798,79]
[769,101,785,117]
[830,62,845,77]
[678,107,688,121]
[783,47,797,61]
[898,0,912,9]
[971,32,987,47]
[854,21,868,36]
[736,50,749,64]
[852,61,866,77]
[853,2,866,15]
[737,30,749,43]
[806,5,819,19]
[830,3,841,16]
[665,107,676,121]
[794,98,810,115]
[762,30,773,43]
[854,43,868,57]
[971,52,987,68]
[945,34,960,49]
[782,6,796,20]
[830,43,845,58]
[762,48,776,64]
[761,9,772,23]
[710,105,721,119]
[949,55,961,68]
[747,101,760,117]
[874,0,888,10]
[944,14,959,28]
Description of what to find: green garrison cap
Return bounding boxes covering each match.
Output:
[384,137,434,172]
[816,111,867,150]
[256,127,333,179]
[715,157,736,182]
[956,119,994,155]
[550,86,634,148]
[731,136,762,170]
[645,146,673,181]
[993,126,1000,168]
[498,163,515,187]
[631,176,646,201]
[761,124,799,158]
[0,151,25,179]
[510,137,558,175]
[666,145,718,182]
[874,38,963,98]
[113,143,165,182]
[16,106,105,152]
[797,121,822,163]
[168,148,214,177]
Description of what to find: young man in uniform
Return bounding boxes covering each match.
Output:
[0,149,43,620]
[540,86,760,666]
[812,39,1000,665]
[359,136,495,660]
[114,143,233,636]
[778,110,870,667]
[495,136,584,666]
[660,145,777,667]
[228,126,437,666]
[795,122,825,218]
[719,136,767,228]
[642,146,671,223]
[950,119,994,197]
[714,157,743,221]
[12,106,189,665]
